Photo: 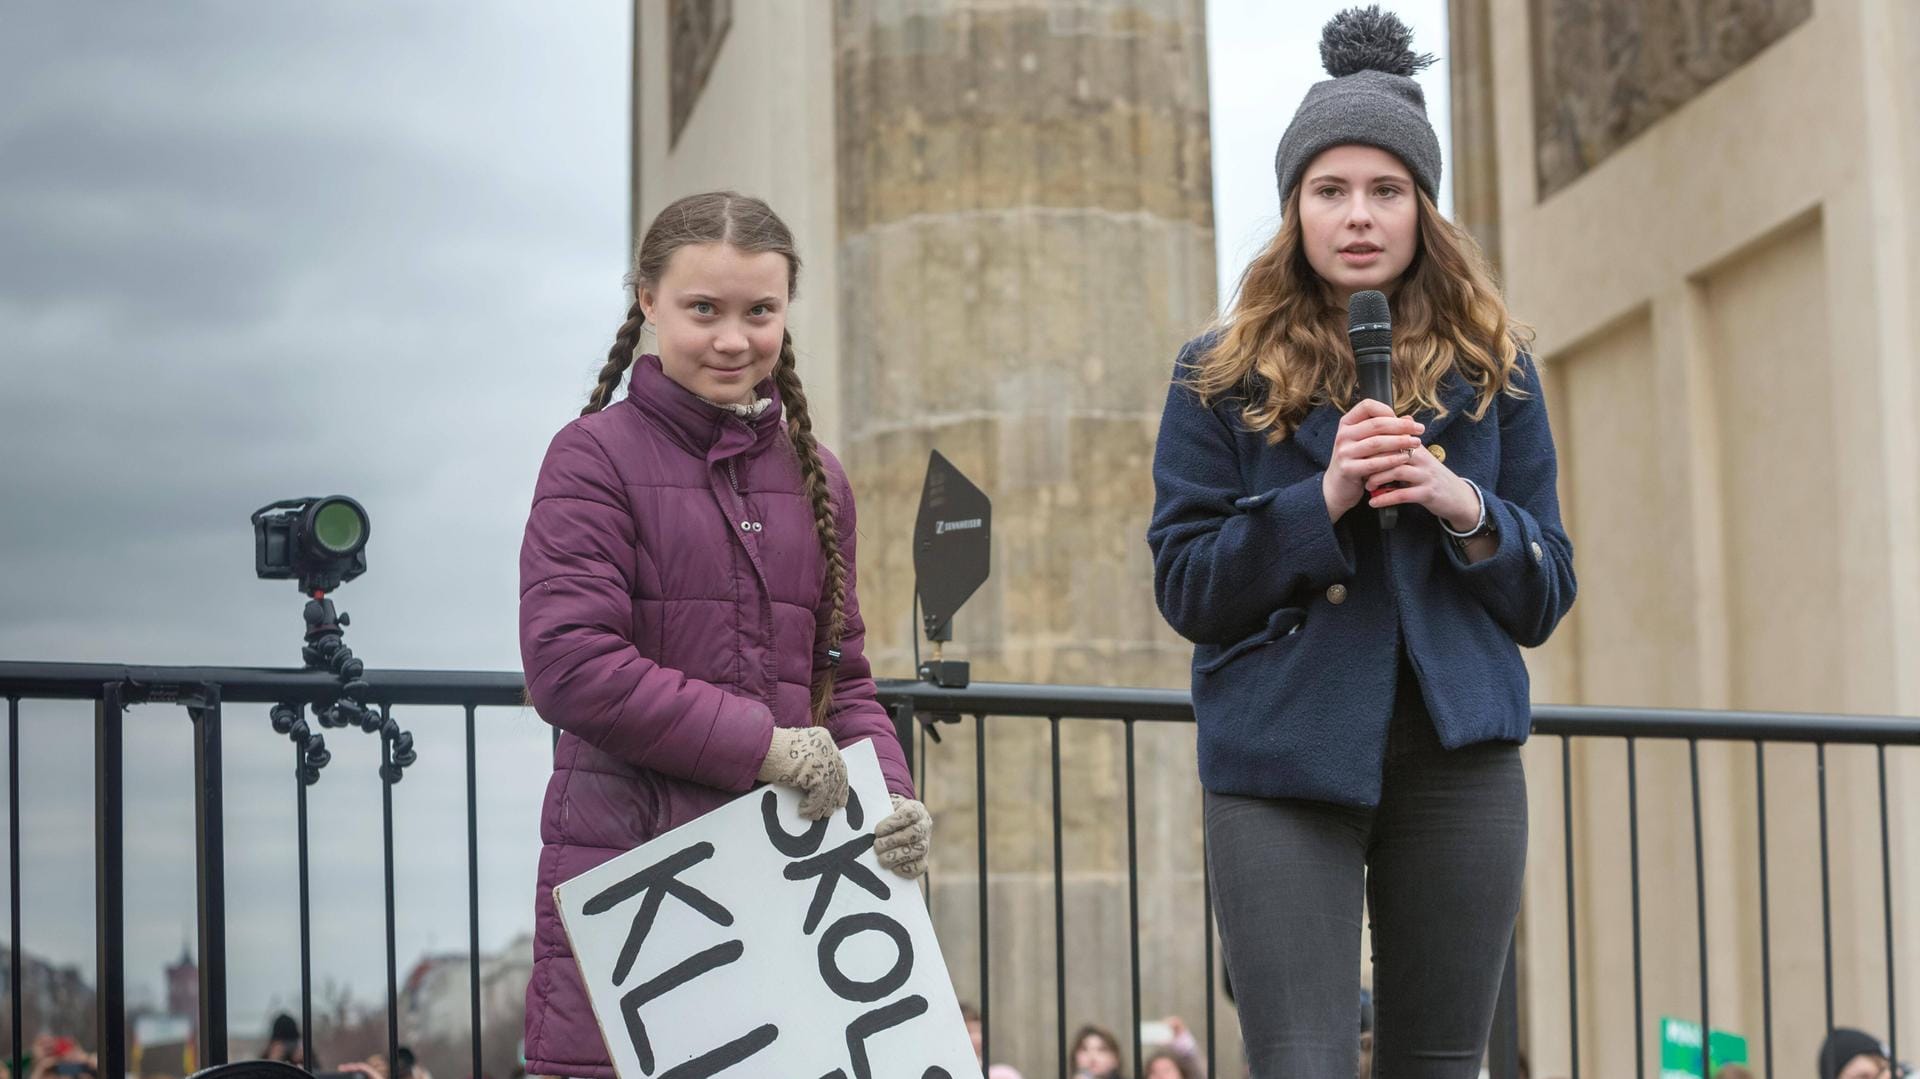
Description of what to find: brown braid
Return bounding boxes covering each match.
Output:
[773,332,848,727]
[582,298,645,416]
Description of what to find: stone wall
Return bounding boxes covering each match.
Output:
[1453,1,1920,1074]
[1530,0,1811,196]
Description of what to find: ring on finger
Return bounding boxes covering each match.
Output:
[1403,447,1414,463]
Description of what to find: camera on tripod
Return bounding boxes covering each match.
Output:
[253,493,416,784]
[252,495,369,595]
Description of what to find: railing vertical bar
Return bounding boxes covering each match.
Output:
[467,704,484,1079]
[297,732,314,1071]
[1689,738,1709,1079]
[1051,715,1067,1079]
[192,686,229,1065]
[1627,737,1645,1079]
[8,695,21,1079]
[922,715,932,918]
[889,699,915,781]
[1879,743,1898,1066]
[382,710,400,1072]
[1126,717,1142,1076]
[1755,742,1774,1079]
[1562,735,1580,1079]
[1819,742,1835,1037]
[976,713,991,1068]
[95,683,127,1079]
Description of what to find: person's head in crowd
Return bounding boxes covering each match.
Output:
[960,1002,984,1061]
[1714,1065,1756,1079]
[261,1013,303,1064]
[1142,1048,1198,1079]
[1820,1029,1894,1079]
[1071,1024,1124,1079]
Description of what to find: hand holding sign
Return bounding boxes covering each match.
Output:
[555,740,978,1079]
[876,794,932,879]
[758,726,850,819]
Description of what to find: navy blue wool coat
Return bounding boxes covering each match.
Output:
[1148,334,1576,808]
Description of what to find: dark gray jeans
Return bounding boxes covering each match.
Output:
[1204,677,1527,1077]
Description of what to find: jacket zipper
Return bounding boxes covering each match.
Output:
[723,454,778,708]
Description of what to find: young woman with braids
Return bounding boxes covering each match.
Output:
[1149,10,1575,1076]
[517,191,930,1078]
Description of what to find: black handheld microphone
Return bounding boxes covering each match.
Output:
[1347,289,1397,530]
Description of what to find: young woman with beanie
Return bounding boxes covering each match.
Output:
[1148,8,1576,1074]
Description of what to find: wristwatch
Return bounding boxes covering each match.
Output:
[1440,478,1496,552]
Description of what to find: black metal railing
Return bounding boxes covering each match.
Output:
[1,661,1915,1079]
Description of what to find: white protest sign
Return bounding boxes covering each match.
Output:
[556,738,981,1079]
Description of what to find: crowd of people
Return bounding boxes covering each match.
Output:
[958,1004,1215,1079]
[0,1004,1906,1079]
[956,998,1908,1079]
[0,1014,441,1079]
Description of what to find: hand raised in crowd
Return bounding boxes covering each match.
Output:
[1322,398,1424,521]
[757,726,850,820]
[875,793,932,879]
[25,1036,94,1079]
[335,1056,388,1079]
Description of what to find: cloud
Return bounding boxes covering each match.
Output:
[0,0,628,1015]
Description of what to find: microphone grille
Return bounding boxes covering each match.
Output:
[1347,290,1392,352]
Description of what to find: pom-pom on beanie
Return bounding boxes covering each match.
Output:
[1273,5,1441,205]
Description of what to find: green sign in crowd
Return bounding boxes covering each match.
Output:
[1661,1017,1750,1078]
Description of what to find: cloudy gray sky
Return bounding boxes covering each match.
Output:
[0,0,1446,1043]
[1,0,630,1038]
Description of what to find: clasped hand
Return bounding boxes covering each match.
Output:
[1321,398,1478,530]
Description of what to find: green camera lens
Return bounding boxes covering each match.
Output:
[312,500,366,553]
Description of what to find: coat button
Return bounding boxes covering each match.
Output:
[1326,583,1348,605]
[740,521,752,532]
[1530,541,1544,563]
[1430,444,1446,464]
[751,522,763,532]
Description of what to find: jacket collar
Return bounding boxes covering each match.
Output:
[625,354,785,463]
[1291,369,1481,468]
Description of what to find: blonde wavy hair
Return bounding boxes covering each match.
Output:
[1189,185,1533,441]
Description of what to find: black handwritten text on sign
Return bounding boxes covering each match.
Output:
[763,789,953,1079]
[553,740,976,1079]
[581,842,776,1078]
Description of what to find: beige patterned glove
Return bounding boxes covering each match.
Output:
[757,726,849,820]
[875,793,932,879]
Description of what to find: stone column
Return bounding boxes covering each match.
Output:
[833,0,1220,1073]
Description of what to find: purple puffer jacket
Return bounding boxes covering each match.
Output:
[518,355,914,1078]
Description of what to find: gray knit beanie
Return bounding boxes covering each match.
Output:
[1273,6,1440,206]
